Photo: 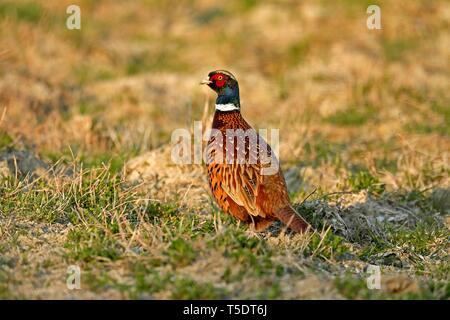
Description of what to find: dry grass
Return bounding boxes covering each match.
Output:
[0,0,449,299]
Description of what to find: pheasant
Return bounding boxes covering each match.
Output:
[201,70,311,233]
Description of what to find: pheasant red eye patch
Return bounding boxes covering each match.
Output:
[210,73,228,87]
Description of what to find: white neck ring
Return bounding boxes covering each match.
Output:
[215,103,239,112]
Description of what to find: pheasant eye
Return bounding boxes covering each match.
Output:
[217,75,223,80]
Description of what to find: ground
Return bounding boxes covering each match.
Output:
[0,0,449,299]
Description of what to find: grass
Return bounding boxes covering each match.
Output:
[406,101,450,137]
[130,268,228,299]
[0,131,13,150]
[0,162,448,298]
[72,64,116,86]
[287,38,311,66]
[348,171,385,194]
[165,238,197,267]
[381,38,418,62]
[126,48,190,75]
[335,273,449,300]
[0,1,43,24]
[65,228,122,262]
[325,105,377,127]
[0,0,448,299]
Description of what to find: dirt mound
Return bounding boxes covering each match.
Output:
[123,145,210,209]
[300,190,444,243]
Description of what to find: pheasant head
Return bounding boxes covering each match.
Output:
[201,70,240,111]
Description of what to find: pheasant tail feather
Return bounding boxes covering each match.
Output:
[274,205,310,233]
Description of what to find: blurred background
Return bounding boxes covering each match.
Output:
[0,0,448,172]
[0,0,449,299]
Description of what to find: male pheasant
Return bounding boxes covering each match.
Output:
[201,70,311,233]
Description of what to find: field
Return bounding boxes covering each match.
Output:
[0,0,449,299]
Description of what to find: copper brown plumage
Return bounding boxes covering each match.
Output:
[202,70,311,233]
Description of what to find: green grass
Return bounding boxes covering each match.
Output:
[326,105,377,127]
[0,1,43,24]
[335,274,449,299]
[130,267,228,299]
[409,122,450,137]
[195,7,226,25]
[0,131,13,150]
[388,223,448,257]
[0,270,13,299]
[302,138,346,166]
[77,100,106,116]
[406,101,450,137]
[80,153,130,174]
[348,170,385,194]
[381,38,418,62]
[0,0,448,300]
[65,228,122,262]
[306,232,350,259]
[340,0,379,9]
[72,64,115,86]
[0,161,448,298]
[0,165,124,223]
[125,50,189,75]
[165,238,197,267]
[170,278,228,299]
[287,38,311,66]
[42,149,133,175]
[0,151,447,299]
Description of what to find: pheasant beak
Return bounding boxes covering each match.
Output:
[200,79,212,85]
